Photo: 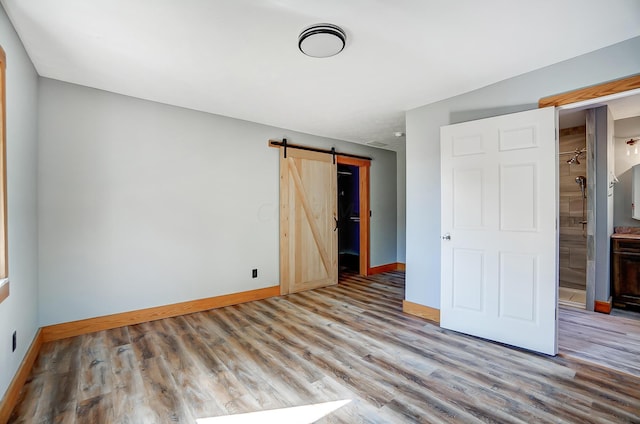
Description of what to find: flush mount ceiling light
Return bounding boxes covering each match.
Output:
[298,24,346,58]
[626,138,639,156]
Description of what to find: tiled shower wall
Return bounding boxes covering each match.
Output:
[559,126,587,290]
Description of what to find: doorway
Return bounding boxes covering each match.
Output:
[336,156,370,276]
[557,119,588,308]
[338,164,360,273]
[541,74,640,313]
[273,139,372,294]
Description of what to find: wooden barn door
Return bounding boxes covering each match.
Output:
[280,148,338,294]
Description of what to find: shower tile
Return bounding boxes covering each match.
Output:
[559,267,586,290]
[559,216,571,226]
[569,163,587,175]
[569,247,587,270]
[569,198,585,216]
[560,181,583,194]
[561,234,586,248]
[558,287,586,306]
[586,210,594,236]
[560,227,583,237]
[560,247,570,268]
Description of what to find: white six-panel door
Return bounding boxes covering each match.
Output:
[440,107,558,355]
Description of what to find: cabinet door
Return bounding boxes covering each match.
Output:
[616,255,640,306]
[612,240,640,308]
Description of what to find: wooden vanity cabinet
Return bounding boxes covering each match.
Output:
[611,236,640,309]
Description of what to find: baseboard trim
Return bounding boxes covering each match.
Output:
[368,262,405,275]
[594,297,612,314]
[0,329,42,424]
[403,300,440,323]
[41,285,280,342]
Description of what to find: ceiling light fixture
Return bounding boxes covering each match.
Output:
[626,138,639,156]
[298,24,346,58]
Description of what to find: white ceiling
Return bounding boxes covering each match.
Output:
[608,94,640,121]
[3,1,640,151]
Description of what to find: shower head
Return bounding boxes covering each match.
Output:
[566,148,584,165]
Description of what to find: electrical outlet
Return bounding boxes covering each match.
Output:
[252,269,258,278]
[12,330,16,352]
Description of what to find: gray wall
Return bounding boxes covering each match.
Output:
[614,116,640,227]
[397,146,406,263]
[592,107,615,303]
[405,36,640,309]
[0,6,39,401]
[38,78,397,325]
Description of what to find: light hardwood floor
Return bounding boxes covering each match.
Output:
[9,271,640,423]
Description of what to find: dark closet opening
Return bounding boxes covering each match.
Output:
[338,164,360,273]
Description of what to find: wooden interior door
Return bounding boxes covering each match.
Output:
[440,107,558,355]
[280,148,338,294]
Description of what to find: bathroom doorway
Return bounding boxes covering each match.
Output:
[556,89,640,312]
[558,118,588,308]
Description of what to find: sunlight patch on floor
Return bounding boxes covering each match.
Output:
[196,400,352,424]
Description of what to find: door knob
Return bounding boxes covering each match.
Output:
[441,233,451,240]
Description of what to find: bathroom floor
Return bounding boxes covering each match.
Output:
[558,288,640,321]
[559,286,586,308]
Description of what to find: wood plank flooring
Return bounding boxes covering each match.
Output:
[9,271,640,423]
[559,306,640,377]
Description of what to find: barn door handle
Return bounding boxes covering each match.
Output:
[334,217,339,231]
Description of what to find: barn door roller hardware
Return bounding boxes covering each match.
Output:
[268,139,372,161]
